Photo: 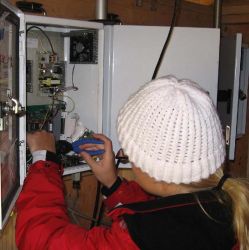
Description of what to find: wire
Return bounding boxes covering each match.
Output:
[72,64,75,88]
[26,155,33,164]
[39,106,50,130]
[67,207,110,227]
[63,95,75,113]
[40,89,71,130]
[27,25,55,54]
[56,93,75,113]
[63,172,94,181]
[151,0,181,80]
[71,64,78,90]
[96,200,105,226]
[39,94,55,130]
[90,180,102,228]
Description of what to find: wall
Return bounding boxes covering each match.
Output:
[9,0,213,26]
[0,213,16,250]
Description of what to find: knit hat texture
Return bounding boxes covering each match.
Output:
[117,75,225,184]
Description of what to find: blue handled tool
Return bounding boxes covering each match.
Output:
[72,138,105,156]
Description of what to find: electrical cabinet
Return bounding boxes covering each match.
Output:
[24,15,104,173]
[0,0,104,229]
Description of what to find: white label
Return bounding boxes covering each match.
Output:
[27,38,38,49]
[0,118,4,131]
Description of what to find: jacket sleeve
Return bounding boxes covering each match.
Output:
[15,161,139,250]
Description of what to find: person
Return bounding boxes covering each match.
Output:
[15,75,249,250]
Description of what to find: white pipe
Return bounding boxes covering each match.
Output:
[96,0,108,20]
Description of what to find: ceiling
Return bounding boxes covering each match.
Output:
[185,0,249,5]
[184,0,249,24]
[185,0,214,5]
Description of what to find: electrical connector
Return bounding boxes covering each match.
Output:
[72,172,81,190]
[16,1,47,15]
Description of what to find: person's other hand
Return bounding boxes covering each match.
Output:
[79,134,117,188]
[27,130,56,153]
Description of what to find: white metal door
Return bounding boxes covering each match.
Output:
[237,47,249,137]
[217,34,242,160]
[0,0,25,229]
[103,25,221,155]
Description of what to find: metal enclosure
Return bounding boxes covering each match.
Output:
[0,0,104,229]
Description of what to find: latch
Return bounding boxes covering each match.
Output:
[0,90,26,131]
[4,90,26,116]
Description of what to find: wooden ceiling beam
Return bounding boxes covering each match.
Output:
[222,4,249,24]
[184,0,214,5]
[222,4,249,15]
[222,14,249,24]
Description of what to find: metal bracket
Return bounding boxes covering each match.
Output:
[217,89,232,114]
[239,89,247,100]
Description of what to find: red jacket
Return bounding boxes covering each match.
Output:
[15,161,151,250]
[16,161,238,250]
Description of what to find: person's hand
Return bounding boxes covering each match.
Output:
[79,134,117,188]
[27,130,56,153]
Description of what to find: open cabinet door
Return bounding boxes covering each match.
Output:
[0,2,104,228]
[237,47,249,137]
[217,34,242,160]
[0,0,25,229]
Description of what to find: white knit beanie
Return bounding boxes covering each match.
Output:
[117,75,225,184]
